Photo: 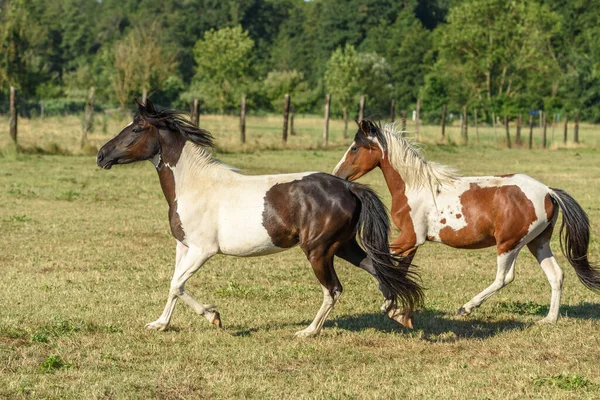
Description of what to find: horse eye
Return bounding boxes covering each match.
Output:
[351,146,358,152]
[132,127,141,133]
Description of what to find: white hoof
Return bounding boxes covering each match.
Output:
[294,328,319,338]
[145,320,169,331]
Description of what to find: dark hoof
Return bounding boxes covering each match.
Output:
[211,311,222,328]
[457,307,470,316]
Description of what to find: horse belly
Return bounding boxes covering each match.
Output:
[216,196,287,257]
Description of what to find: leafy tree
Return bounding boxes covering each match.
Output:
[325,44,362,137]
[192,25,254,113]
[262,70,310,112]
[430,0,562,117]
[112,21,178,108]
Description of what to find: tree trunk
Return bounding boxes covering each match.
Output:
[142,87,148,105]
[390,99,395,123]
[441,104,446,141]
[40,101,45,119]
[81,87,95,148]
[492,111,497,142]
[323,94,330,144]
[283,94,290,144]
[574,114,579,143]
[343,106,348,139]
[240,94,246,144]
[9,86,17,144]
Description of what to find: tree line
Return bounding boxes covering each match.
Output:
[1,0,599,123]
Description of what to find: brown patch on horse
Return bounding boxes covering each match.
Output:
[439,184,537,254]
[378,154,417,254]
[456,214,462,219]
[427,236,435,241]
[495,174,515,178]
[544,193,555,221]
[440,218,446,224]
[157,166,185,242]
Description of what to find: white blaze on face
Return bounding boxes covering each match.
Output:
[332,142,355,176]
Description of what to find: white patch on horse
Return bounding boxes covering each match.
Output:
[332,143,353,176]
[174,142,312,256]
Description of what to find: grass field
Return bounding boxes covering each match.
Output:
[1,116,600,399]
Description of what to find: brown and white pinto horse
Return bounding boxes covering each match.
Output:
[96,101,423,337]
[333,120,600,325]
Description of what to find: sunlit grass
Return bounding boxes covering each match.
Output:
[1,141,599,398]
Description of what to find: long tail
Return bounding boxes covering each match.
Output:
[348,182,424,312]
[549,188,600,292]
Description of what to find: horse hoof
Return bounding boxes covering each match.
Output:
[294,329,319,338]
[211,311,222,328]
[145,321,168,331]
[457,307,471,316]
[387,308,414,329]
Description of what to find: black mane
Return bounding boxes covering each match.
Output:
[136,98,215,148]
[354,119,387,150]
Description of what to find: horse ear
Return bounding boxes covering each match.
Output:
[144,98,156,114]
[357,119,372,136]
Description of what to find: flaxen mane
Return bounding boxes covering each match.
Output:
[366,121,459,192]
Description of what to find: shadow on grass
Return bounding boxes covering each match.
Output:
[326,309,529,341]
[494,300,600,320]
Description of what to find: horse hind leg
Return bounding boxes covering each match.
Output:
[458,247,520,316]
[296,246,342,338]
[527,229,563,323]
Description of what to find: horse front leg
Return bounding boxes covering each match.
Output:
[145,243,217,331]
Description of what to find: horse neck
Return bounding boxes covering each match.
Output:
[379,152,412,209]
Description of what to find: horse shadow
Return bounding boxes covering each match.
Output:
[324,309,528,342]
[227,302,598,339]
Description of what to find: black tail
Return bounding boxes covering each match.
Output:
[348,183,424,312]
[549,188,600,293]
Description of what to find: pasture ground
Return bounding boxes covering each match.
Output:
[1,115,599,399]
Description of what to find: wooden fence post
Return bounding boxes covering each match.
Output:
[323,94,330,144]
[390,99,395,123]
[474,108,479,144]
[401,110,407,132]
[290,104,295,136]
[416,98,421,140]
[190,98,200,126]
[240,94,246,144]
[462,105,468,144]
[9,86,17,144]
[81,87,95,148]
[358,95,365,122]
[504,115,511,148]
[543,113,547,148]
[563,114,568,144]
[441,104,446,141]
[528,115,534,149]
[516,114,522,146]
[282,93,290,144]
[574,114,579,143]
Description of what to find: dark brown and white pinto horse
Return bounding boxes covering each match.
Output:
[96,101,423,337]
[333,120,600,324]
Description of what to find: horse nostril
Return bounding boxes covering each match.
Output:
[97,150,105,164]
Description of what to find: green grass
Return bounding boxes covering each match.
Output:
[1,133,600,398]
